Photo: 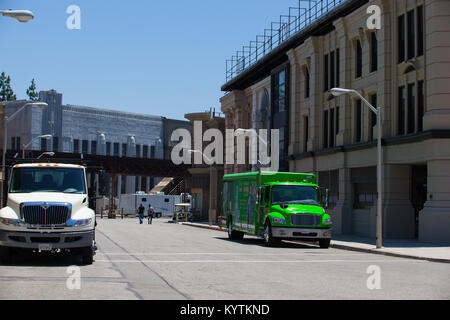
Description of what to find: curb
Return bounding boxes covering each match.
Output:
[329,243,450,264]
[181,222,450,264]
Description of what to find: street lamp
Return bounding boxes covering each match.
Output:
[0,102,48,207]
[0,10,34,23]
[330,87,383,249]
[22,134,52,158]
[37,152,55,160]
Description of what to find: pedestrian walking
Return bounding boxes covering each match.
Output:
[148,204,154,224]
[138,203,145,224]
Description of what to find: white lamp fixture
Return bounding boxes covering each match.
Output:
[0,10,34,23]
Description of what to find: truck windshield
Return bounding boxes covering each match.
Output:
[9,167,86,194]
[272,185,320,206]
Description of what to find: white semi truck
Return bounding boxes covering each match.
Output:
[120,193,191,217]
[0,162,99,265]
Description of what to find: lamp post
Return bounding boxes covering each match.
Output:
[37,152,55,160]
[0,102,48,207]
[330,87,383,249]
[22,134,52,158]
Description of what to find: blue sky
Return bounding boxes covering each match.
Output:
[0,0,295,120]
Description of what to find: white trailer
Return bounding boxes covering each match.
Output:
[119,193,191,217]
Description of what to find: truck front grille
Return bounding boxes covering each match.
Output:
[290,214,321,226]
[21,203,71,226]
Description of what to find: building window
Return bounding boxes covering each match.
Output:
[355,40,362,78]
[136,144,141,158]
[41,138,47,151]
[113,143,119,156]
[304,116,309,152]
[105,142,111,155]
[73,139,79,153]
[329,108,335,148]
[323,110,329,148]
[143,145,149,158]
[122,143,127,157]
[398,86,406,135]
[91,140,97,155]
[53,137,59,152]
[273,69,287,112]
[82,140,88,153]
[417,5,424,57]
[331,51,336,89]
[369,95,377,140]
[324,54,329,91]
[407,83,416,134]
[150,145,155,158]
[398,14,406,63]
[304,67,310,98]
[356,99,362,142]
[336,49,340,87]
[370,32,378,72]
[407,10,415,60]
[336,107,340,136]
[418,80,424,132]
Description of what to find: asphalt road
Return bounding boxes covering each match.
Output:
[0,218,449,300]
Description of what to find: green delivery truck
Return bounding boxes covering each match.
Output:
[220,171,332,248]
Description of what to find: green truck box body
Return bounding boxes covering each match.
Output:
[220,171,332,246]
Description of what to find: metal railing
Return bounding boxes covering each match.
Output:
[225,0,350,83]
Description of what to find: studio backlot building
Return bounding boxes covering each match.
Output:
[220,0,450,243]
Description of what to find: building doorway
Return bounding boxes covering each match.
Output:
[411,165,427,238]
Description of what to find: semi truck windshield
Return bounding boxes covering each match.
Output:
[272,185,320,206]
[9,167,86,194]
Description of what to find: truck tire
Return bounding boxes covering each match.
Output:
[0,246,13,265]
[263,221,280,247]
[319,239,331,249]
[227,219,244,240]
[81,246,94,265]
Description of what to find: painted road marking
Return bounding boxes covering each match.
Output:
[95,259,420,263]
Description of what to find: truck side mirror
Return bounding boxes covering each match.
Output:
[98,170,108,196]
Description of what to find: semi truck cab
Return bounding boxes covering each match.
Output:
[0,162,97,264]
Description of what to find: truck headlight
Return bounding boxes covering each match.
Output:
[1,218,20,226]
[67,218,92,227]
[323,218,332,225]
[272,217,286,224]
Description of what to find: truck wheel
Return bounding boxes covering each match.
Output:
[0,246,13,265]
[319,239,331,249]
[81,246,94,265]
[227,220,244,240]
[263,221,279,247]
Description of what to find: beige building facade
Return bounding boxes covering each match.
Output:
[220,0,450,243]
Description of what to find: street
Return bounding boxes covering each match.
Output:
[0,218,449,300]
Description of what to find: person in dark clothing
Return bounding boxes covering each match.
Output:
[138,204,145,224]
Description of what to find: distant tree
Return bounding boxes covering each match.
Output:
[5,76,16,101]
[0,72,6,101]
[0,72,16,101]
[26,79,39,101]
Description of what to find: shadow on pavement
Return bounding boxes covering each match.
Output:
[2,250,86,267]
[213,236,322,249]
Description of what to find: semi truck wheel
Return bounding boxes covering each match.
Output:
[263,221,279,247]
[0,246,13,265]
[81,246,94,265]
[319,239,331,249]
[227,220,244,240]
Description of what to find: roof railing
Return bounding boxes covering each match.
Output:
[225,0,350,83]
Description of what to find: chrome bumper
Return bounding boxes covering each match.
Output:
[0,229,94,249]
[271,227,332,239]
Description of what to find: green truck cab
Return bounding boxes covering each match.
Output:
[220,171,332,248]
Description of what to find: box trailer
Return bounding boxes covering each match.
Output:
[119,193,191,217]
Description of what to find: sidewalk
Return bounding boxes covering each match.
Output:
[181,222,450,263]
